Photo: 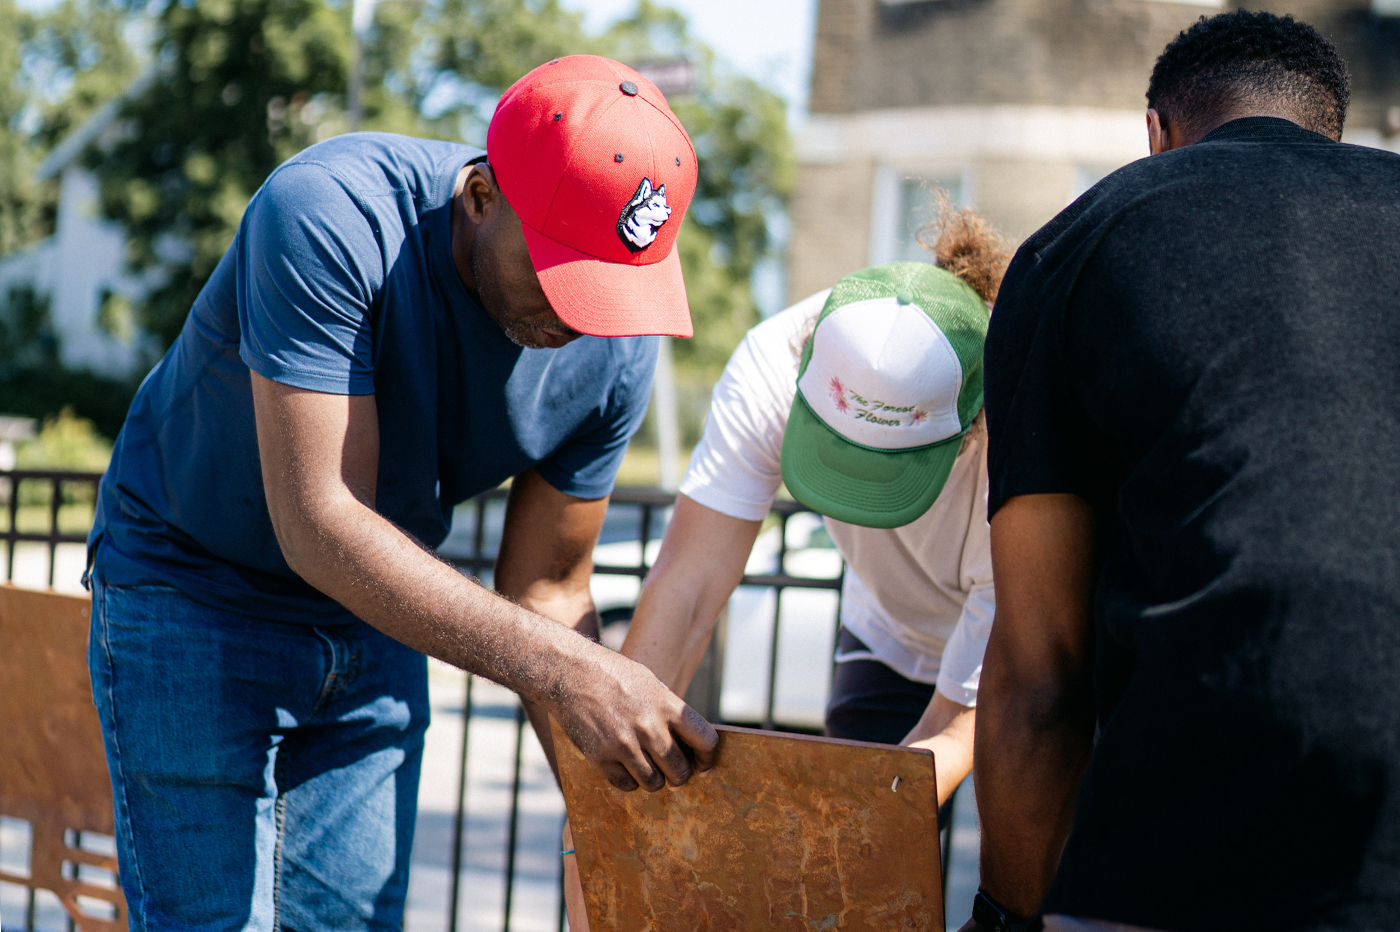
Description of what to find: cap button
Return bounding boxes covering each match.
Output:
[896,291,913,305]
[619,81,638,96]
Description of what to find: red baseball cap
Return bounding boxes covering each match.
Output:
[487,55,696,338]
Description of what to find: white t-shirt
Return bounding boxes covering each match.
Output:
[679,292,994,706]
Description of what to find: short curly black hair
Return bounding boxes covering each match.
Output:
[1147,10,1350,141]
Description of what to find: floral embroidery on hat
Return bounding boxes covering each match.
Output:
[829,377,849,413]
[822,379,926,428]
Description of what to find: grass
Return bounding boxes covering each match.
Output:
[3,502,98,536]
[614,442,693,489]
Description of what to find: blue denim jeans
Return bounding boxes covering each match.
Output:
[88,578,430,932]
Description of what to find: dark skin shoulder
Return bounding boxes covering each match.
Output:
[966,493,1098,922]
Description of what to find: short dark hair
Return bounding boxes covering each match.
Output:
[1147,10,1351,140]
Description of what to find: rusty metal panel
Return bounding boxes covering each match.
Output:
[556,722,944,931]
[0,584,127,931]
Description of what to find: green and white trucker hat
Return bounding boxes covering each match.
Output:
[779,262,988,529]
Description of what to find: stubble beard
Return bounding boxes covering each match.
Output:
[498,316,550,349]
[471,245,567,349]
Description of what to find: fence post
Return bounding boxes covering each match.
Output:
[682,606,727,722]
[501,704,527,932]
[447,674,474,932]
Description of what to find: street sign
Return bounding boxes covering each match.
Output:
[634,60,696,97]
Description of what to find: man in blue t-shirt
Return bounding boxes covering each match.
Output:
[86,56,717,929]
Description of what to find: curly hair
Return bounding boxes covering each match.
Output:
[792,195,1009,358]
[1147,10,1350,141]
[916,190,1011,306]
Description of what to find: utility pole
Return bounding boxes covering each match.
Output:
[652,336,681,492]
[347,0,376,130]
[629,60,694,493]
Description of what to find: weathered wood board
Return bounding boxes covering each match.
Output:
[555,721,944,932]
[0,584,128,931]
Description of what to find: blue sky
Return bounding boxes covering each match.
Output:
[563,0,818,117]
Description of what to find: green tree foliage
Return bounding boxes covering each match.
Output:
[430,0,597,99]
[0,0,42,257]
[0,279,140,437]
[94,0,358,346]
[353,0,434,134]
[603,3,793,374]
[16,406,114,470]
[93,0,792,374]
[0,0,142,256]
[28,0,141,149]
[0,0,792,444]
[0,0,143,259]
[0,284,56,373]
[0,0,143,435]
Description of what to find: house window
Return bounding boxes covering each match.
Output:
[869,166,969,266]
[897,175,964,262]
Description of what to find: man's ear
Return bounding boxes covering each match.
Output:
[461,163,499,225]
[1146,108,1170,156]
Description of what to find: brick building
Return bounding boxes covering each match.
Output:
[786,0,1400,302]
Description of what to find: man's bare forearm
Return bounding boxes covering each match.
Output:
[622,566,721,694]
[974,651,1095,915]
[975,493,1099,918]
[275,484,598,709]
[251,376,717,792]
[508,574,600,779]
[903,691,976,806]
[621,494,760,692]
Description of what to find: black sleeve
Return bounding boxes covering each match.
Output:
[984,238,1107,518]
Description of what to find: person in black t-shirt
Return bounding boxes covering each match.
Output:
[966,12,1400,932]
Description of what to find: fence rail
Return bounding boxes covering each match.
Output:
[0,469,851,932]
[1,469,97,588]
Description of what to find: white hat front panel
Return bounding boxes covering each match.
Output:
[796,296,964,451]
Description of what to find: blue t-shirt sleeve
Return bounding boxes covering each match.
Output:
[535,338,659,499]
[237,162,384,394]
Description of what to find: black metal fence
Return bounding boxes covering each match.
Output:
[0,470,850,932]
[0,469,96,589]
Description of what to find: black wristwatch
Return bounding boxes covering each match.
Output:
[971,888,1042,932]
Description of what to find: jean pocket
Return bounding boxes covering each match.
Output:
[96,581,207,643]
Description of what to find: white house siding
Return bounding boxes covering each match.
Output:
[0,164,150,379]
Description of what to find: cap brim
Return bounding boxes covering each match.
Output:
[521,224,693,338]
[780,393,965,529]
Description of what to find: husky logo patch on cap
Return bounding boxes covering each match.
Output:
[616,177,671,253]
